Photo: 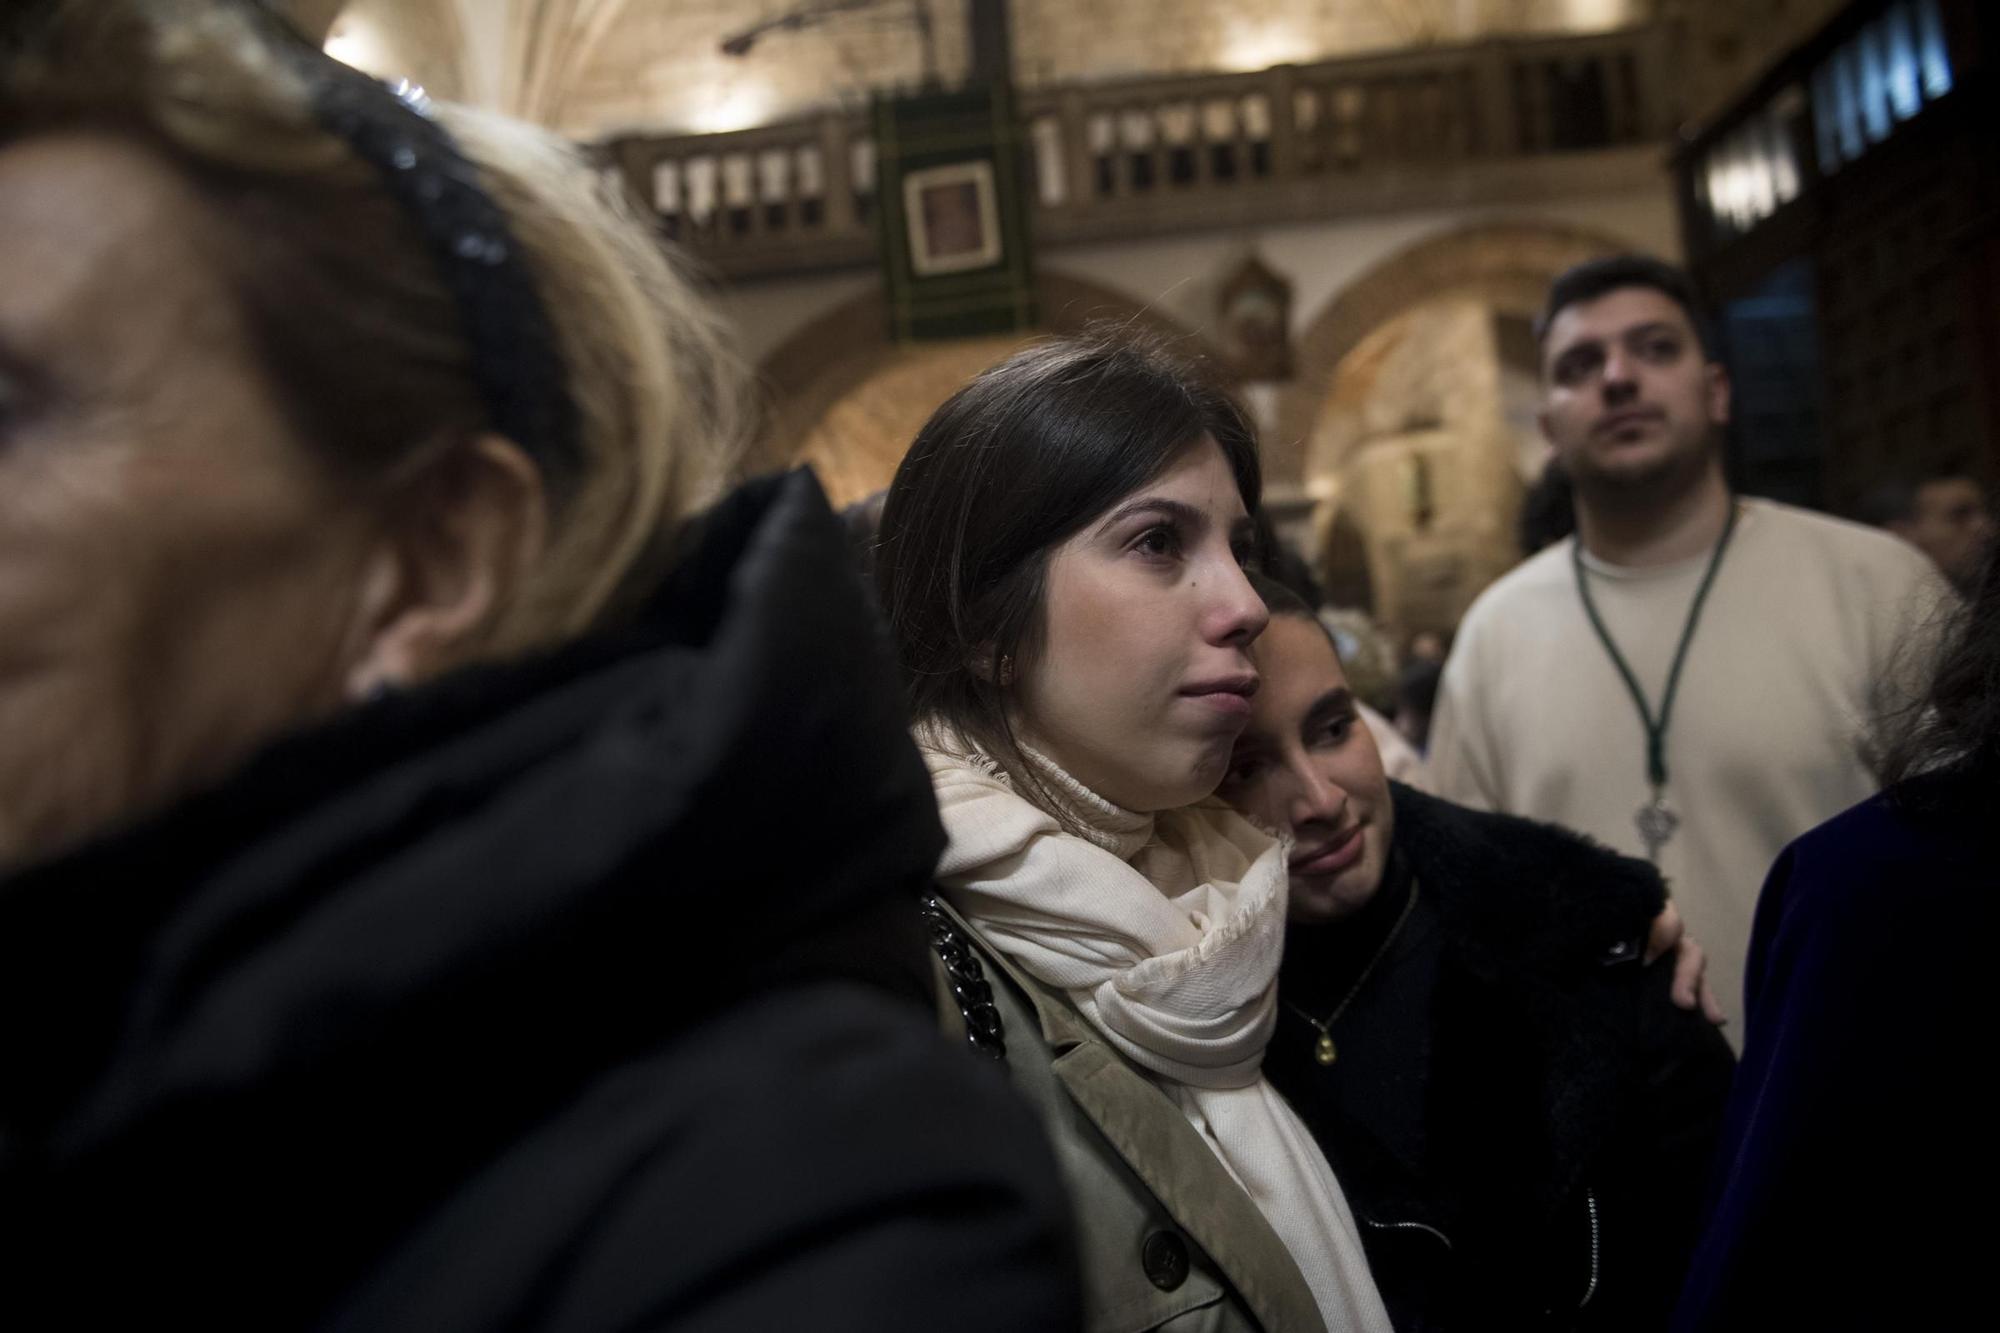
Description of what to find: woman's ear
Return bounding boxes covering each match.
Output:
[342,433,548,699]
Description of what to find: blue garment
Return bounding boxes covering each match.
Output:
[1672,766,1996,1330]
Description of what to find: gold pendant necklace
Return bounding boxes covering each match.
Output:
[1285,880,1420,1067]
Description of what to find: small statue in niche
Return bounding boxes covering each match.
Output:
[1217,252,1293,381]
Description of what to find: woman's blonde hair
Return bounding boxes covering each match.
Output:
[0,0,746,658]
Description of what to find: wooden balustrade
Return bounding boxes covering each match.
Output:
[602,25,1670,280]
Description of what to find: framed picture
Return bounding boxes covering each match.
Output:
[902,160,1003,277]
[1216,253,1294,381]
[874,86,1035,340]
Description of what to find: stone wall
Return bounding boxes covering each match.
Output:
[746,200,1661,631]
[1012,0,1644,87]
[729,176,1678,426]
[1313,298,1525,635]
[768,280,1544,637]
[744,266,1224,481]
[793,333,1029,508]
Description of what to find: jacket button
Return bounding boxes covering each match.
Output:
[1142,1230,1190,1291]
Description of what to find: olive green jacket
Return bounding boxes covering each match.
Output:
[935,898,1328,1333]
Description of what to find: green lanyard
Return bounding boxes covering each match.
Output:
[1571,502,1740,794]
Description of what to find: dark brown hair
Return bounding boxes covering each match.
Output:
[1536,254,1721,363]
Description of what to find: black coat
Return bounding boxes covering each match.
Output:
[0,470,1078,1332]
[1267,783,1736,1333]
[1671,765,1998,1332]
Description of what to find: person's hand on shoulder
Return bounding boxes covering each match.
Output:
[1644,900,1726,1026]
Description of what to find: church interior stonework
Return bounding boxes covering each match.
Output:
[284,0,1990,647]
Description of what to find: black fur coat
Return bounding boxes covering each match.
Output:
[1268,783,1737,1332]
[0,471,1077,1332]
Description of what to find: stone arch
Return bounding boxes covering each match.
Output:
[749,268,1228,502]
[1316,506,1375,614]
[1271,219,1643,488]
[1274,219,1644,636]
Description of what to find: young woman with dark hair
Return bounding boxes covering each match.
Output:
[1225,573,1735,1331]
[1672,537,1998,1332]
[877,333,1393,1333]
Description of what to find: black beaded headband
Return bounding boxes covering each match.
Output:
[255,6,582,498]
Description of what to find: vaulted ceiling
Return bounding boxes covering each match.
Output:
[307,1,1851,138]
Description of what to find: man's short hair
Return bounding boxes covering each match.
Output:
[1857,464,1980,528]
[1859,476,1924,528]
[1535,254,1721,362]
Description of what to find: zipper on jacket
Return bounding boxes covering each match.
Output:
[1577,1189,1600,1309]
[1360,1215,1453,1252]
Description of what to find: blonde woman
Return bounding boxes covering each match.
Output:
[0,3,1073,1327]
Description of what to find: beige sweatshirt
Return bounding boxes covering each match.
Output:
[1427,499,1950,1039]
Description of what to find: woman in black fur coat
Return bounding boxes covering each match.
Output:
[1224,575,1736,1331]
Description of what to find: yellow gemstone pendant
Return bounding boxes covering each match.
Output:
[1314,1032,1337,1066]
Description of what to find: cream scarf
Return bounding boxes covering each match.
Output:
[923,734,1392,1333]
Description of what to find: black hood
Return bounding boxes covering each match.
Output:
[0,469,944,1309]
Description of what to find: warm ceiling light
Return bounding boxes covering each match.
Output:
[686,83,778,135]
[1218,20,1316,74]
[1561,0,1633,32]
[323,22,377,73]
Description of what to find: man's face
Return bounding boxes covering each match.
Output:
[1218,615,1393,925]
[1894,477,1993,590]
[1538,286,1730,500]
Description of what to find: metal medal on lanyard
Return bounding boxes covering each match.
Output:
[1571,503,1739,861]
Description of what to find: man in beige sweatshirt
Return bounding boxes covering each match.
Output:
[1426,256,1948,1041]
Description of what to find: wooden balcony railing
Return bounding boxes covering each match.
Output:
[603,25,1670,279]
